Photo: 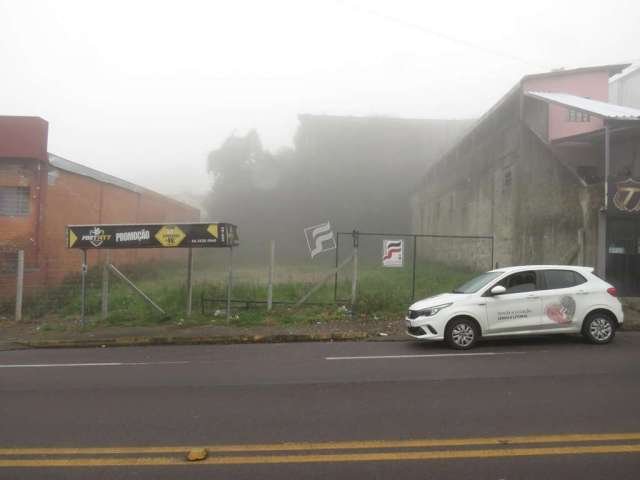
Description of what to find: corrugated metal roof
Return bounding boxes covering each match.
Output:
[525,91,640,120]
[48,153,142,193]
[610,62,640,83]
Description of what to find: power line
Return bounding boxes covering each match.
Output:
[337,1,549,70]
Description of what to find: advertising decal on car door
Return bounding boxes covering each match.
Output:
[544,296,576,324]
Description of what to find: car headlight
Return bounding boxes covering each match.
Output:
[411,303,452,318]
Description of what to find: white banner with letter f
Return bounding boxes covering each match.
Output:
[304,221,336,258]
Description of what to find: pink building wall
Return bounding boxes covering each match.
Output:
[523,71,610,140]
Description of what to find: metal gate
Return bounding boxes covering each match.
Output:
[333,231,494,306]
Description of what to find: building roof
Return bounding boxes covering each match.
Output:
[298,113,474,125]
[413,64,631,192]
[522,63,629,81]
[609,62,640,83]
[525,91,640,120]
[48,153,143,193]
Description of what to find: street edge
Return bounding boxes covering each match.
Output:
[11,332,409,349]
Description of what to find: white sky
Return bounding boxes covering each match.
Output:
[1,0,639,195]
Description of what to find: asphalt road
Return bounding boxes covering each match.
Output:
[1,333,640,479]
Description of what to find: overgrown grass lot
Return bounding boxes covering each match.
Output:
[1,261,478,330]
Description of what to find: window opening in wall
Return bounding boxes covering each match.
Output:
[503,166,512,192]
[0,186,30,216]
[0,251,19,273]
[566,108,590,122]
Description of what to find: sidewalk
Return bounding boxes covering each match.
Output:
[0,317,407,351]
[2,307,638,351]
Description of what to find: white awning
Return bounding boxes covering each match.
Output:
[525,91,640,120]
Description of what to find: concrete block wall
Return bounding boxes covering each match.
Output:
[412,94,596,272]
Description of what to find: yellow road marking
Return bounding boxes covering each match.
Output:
[2,432,640,456]
[1,444,640,467]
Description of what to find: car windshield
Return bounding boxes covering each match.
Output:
[452,271,503,294]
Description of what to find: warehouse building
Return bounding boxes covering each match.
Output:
[411,64,640,295]
[0,116,199,295]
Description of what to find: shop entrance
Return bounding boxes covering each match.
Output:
[606,217,640,296]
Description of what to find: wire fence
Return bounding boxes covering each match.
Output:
[1,231,494,324]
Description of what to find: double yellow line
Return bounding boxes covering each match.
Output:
[2,432,640,467]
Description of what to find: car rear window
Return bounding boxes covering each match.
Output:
[542,270,586,290]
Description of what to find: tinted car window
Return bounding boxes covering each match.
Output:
[453,271,504,293]
[542,270,586,290]
[574,272,587,285]
[498,271,537,294]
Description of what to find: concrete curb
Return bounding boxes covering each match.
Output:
[15,331,409,349]
[10,325,639,350]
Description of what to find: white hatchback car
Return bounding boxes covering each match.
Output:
[406,265,623,349]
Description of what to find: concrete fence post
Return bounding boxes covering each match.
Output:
[226,246,234,323]
[267,240,275,311]
[15,250,24,322]
[350,231,359,309]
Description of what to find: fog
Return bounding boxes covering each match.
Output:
[1,0,639,199]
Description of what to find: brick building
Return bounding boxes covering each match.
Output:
[0,116,199,295]
[411,64,640,295]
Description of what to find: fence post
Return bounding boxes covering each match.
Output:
[186,247,194,317]
[15,250,24,322]
[101,250,110,320]
[226,246,234,323]
[333,234,340,302]
[350,230,359,309]
[411,235,417,301]
[267,240,275,311]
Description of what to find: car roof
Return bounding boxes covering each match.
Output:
[488,265,594,274]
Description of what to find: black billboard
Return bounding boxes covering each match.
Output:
[608,177,640,217]
[66,223,238,249]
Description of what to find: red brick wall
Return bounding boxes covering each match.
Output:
[0,116,48,162]
[40,169,199,288]
[1,166,199,295]
[1,115,199,298]
[0,160,41,267]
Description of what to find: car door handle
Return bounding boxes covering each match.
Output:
[526,294,539,299]
[576,290,589,295]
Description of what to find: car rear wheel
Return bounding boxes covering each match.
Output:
[445,318,479,350]
[582,312,616,344]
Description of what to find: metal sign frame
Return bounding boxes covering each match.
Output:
[66,222,238,250]
[67,222,238,325]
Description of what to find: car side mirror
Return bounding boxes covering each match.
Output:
[490,285,506,296]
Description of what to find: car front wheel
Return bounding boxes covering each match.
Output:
[445,318,479,350]
[582,312,616,344]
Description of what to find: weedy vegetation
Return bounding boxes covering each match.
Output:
[1,261,477,329]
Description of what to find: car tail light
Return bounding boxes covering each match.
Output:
[607,287,617,297]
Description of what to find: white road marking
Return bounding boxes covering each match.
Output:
[325,352,529,360]
[0,361,190,368]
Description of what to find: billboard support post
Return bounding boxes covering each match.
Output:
[80,249,87,326]
[186,247,193,317]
